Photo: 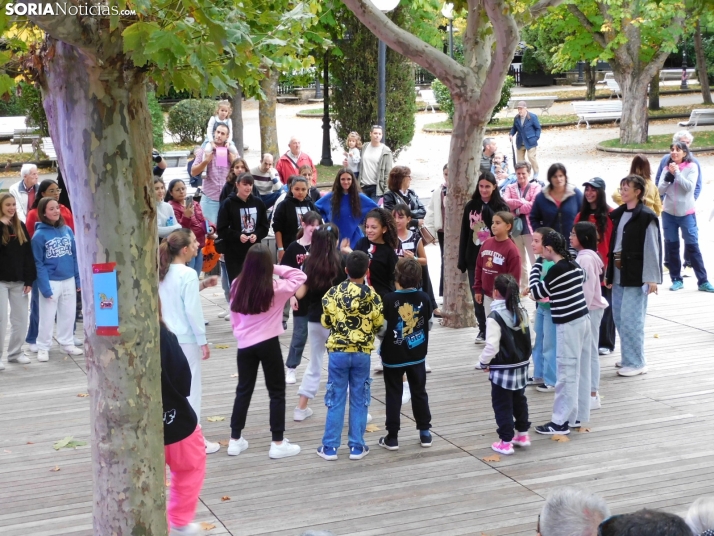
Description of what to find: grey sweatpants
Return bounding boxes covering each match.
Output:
[552,315,591,426]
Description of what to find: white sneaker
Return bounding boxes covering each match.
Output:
[374,361,384,373]
[285,368,296,384]
[269,438,300,459]
[25,344,38,355]
[402,382,411,405]
[61,345,84,356]
[73,337,83,346]
[227,437,249,456]
[37,350,49,362]
[0,361,4,371]
[170,523,200,536]
[366,413,373,424]
[8,355,30,364]
[293,406,313,421]
[425,360,432,373]
[218,311,228,318]
[224,314,230,321]
[591,394,601,410]
[618,366,648,377]
[204,439,220,454]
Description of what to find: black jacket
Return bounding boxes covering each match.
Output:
[160,325,198,446]
[382,189,426,228]
[606,203,660,287]
[487,312,531,368]
[272,195,316,248]
[216,193,269,259]
[458,198,509,272]
[0,221,36,286]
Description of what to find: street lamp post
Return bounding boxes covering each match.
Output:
[320,53,333,166]
[442,3,454,59]
[681,49,688,90]
[373,0,400,131]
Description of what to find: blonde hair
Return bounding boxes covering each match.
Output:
[346,131,363,150]
[215,99,232,114]
[0,193,27,246]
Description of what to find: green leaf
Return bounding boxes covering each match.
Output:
[53,437,72,450]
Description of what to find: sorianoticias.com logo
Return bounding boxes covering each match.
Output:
[5,3,136,16]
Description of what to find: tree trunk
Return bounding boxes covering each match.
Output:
[584,64,597,101]
[695,20,712,104]
[37,37,167,534]
[231,84,245,156]
[617,71,650,144]
[259,68,279,157]
[649,72,660,110]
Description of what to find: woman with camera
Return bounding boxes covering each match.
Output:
[165,179,211,276]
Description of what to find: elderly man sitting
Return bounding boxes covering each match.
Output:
[537,487,610,536]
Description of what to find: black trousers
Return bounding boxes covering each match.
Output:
[361,184,378,202]
[230,337,286,442]
[437,231,444,297]
[467,267,486,332]
[383,362,432,434]
[491,382,530,443]
[224,255,247,284]
[421,265,438,310]
[599,285,616,352]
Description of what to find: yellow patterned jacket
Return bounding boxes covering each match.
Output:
[321,281,384,354]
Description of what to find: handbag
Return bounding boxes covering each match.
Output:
[419,225,438,246]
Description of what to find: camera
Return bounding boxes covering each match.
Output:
[152,150,163,164]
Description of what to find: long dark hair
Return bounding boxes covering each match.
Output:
[471,171,508,212]
[31,179,59,210]
[230,244,275,314]
[37,197,66,228]
[164,179,185,203]
[546,163,568,186]
[573,221,598,252]
[493,274,526,326]
[542,231,577,267]
[578,185,609,242]
[304,224,342,292]
[295,210,323,240]
[366,208,398,250]
[226,157,250,186]
[629,154,652,181]
[331,168,361,219]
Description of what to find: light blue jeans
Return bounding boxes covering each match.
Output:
[200,195,220,227]
[533,306,557,387]
[285,315,309,369]
[186,249,203,277]
[612,284,648,369]
[552,315,591,426]
[220,260,230,302]
[322,351,371,449]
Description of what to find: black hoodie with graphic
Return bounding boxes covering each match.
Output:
[216,192,269,261]
[271,195,316,248]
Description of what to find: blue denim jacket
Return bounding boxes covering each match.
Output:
[509,113,542,150]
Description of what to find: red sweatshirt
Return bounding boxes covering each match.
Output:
[473,236,521,298]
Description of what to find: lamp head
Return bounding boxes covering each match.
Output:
[441,2,454,19]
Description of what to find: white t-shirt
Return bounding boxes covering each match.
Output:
[360,143,382,186]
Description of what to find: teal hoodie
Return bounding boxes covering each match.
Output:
[31,222,80,298]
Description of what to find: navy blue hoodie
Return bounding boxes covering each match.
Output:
[31,222,80,298]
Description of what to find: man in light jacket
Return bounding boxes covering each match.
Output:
[9,164,39,223]
[509,102,542,179]
[359,125,393,202]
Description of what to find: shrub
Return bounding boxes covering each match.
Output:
[17,82,49,136]
[147,91,165,150]
[166,99,216,144]
[0,89,25,117]
[431,75,515,124]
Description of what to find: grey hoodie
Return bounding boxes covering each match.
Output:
[658,162,697,217]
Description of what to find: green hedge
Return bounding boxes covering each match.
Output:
[432,76,514,123]
[147,91,165,150]
[167,99,216,144]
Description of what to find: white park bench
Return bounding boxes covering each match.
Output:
[161,150,190,168]
[420,89,438,113]
[0,116,29,139]
[605,79,621,99]
[12,128,40,153]
[660,68,697,82]
[572,100,622,129]
[506,96,558,115]
[678,109,714,129]
[41,136,58,168]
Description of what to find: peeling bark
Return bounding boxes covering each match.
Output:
[231,84,245,156]
[36,36,166,534]
[259,68,279,157]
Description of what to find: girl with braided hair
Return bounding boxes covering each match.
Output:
[478,274,532,455]
[529,231,590,436]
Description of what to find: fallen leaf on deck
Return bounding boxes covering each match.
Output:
[77,393,89,398]
[482,454,501,462]
[215,344,230,349]
[365,424,380,432]
[654,334,660,338]
[63,356,68,360]
[206,416,225,422]
[26,441,34,445]
[218,440,229,447]
[551,435,570,442]
[53,436,87,450]
[3,449,11,453]
[578,427,592,433]
[221,496,231,501]
[230,373,238,378]
[50,466,60,472]
[200,522,216,531]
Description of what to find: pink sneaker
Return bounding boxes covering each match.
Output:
[491,440,514,455]
[512,433,531,447]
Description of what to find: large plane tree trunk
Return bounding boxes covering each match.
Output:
[35,35,166,534]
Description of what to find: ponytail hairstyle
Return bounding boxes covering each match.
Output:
[0,193,27,245]
[493,274,526,327]
[542,230,576,266]
[230,243,275,314]
[304,224,342,292]
[331,168,362,219]
[159,228,194,281]
[493,210,515,235]
[295,210,323,240]
[366,207,398,250]
[573,221,598,252]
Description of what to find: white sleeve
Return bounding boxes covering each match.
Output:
[479,317,501,365]
[182,271,207,345]
[206,116,216,140]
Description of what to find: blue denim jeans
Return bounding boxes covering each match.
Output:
[322,351,372,449]
[259,192,282,209]
[220,260,230,302]
[662,212,708,285]
[285,315,309,369]
[25,280,39,344]
[186,249,204,277]
[199,196,220,227]
[532,306,556,387]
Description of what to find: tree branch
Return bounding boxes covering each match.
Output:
[530,0,566,21]
[641,18,684,82]
[340,0,469,89]
[566,5,607,49]
[21,1,96,52]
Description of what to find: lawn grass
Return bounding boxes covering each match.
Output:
[600,131,714,150]
[316,164,341,186]
[525,84,700,100]
[297,108,326,116]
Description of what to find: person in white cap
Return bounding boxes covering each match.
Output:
[509,101,542,178]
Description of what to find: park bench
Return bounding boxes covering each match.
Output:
[420,89,438,113]
[572,100,622,129]
[12,128,40,153]
[678,109,714,129]
[506,96,557,115]
[0,116,28,139]
[660,68,697,82]
[605,79,621,99]
[161,150,190,168]
[41,136,58,168]
[161,166,197,197]
[276,95,299,104]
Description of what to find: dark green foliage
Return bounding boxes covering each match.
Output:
[0,90,25,117]
[432,76,514,124]
[521,47,547,74]
[17,82,49,136]
[147,92,165,150]
[166,99,216,144]
[331,6,416,157]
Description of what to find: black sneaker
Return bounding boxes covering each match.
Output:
[535,421,570,435]
[419,430,432,448]
[536,384,555,393]
[378,435,399,451]
[571,421,581,429]
[282,321,288,330]
[474,331,486,344]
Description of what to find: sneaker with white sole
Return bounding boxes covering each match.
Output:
[424,361,432,373]
[227,437,249,456]
[8,355,30,364]
[378,435,399,451]
[170,523,200,536]
[37,350,49,362]
[591,393,601,410]
[374,361,384,373]
[293,406,313,422]
[349,445,369,460]
[25,344,38,355]
[366,413,373,424]
[474,331,486,344]
[615,361,623,368]
[316,445,338,460]
[535,421,570,435]
[269,439,300,459]
[491,440,514,455]
[598,348,612,356]
[419,430,432,447]
[402,382,411,405]
[61,345,83,356]
[225,314,230,321]
[527,377,541,386]
[536,384,555,393]
[512,432,531,447]
[0,361,4,371]
[73,337,83,347]
[618,366,648,377]
[218,311,229,318]
[285,368,296,384]
[205,439,220,454]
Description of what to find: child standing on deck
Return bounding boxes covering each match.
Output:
[317,251,384,461]
[479,274,532,455]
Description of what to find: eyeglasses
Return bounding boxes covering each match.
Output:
[46,189,62,194]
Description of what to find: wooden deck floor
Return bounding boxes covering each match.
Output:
[3,251,714,535]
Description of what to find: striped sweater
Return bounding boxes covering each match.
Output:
[529,258,588,324]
